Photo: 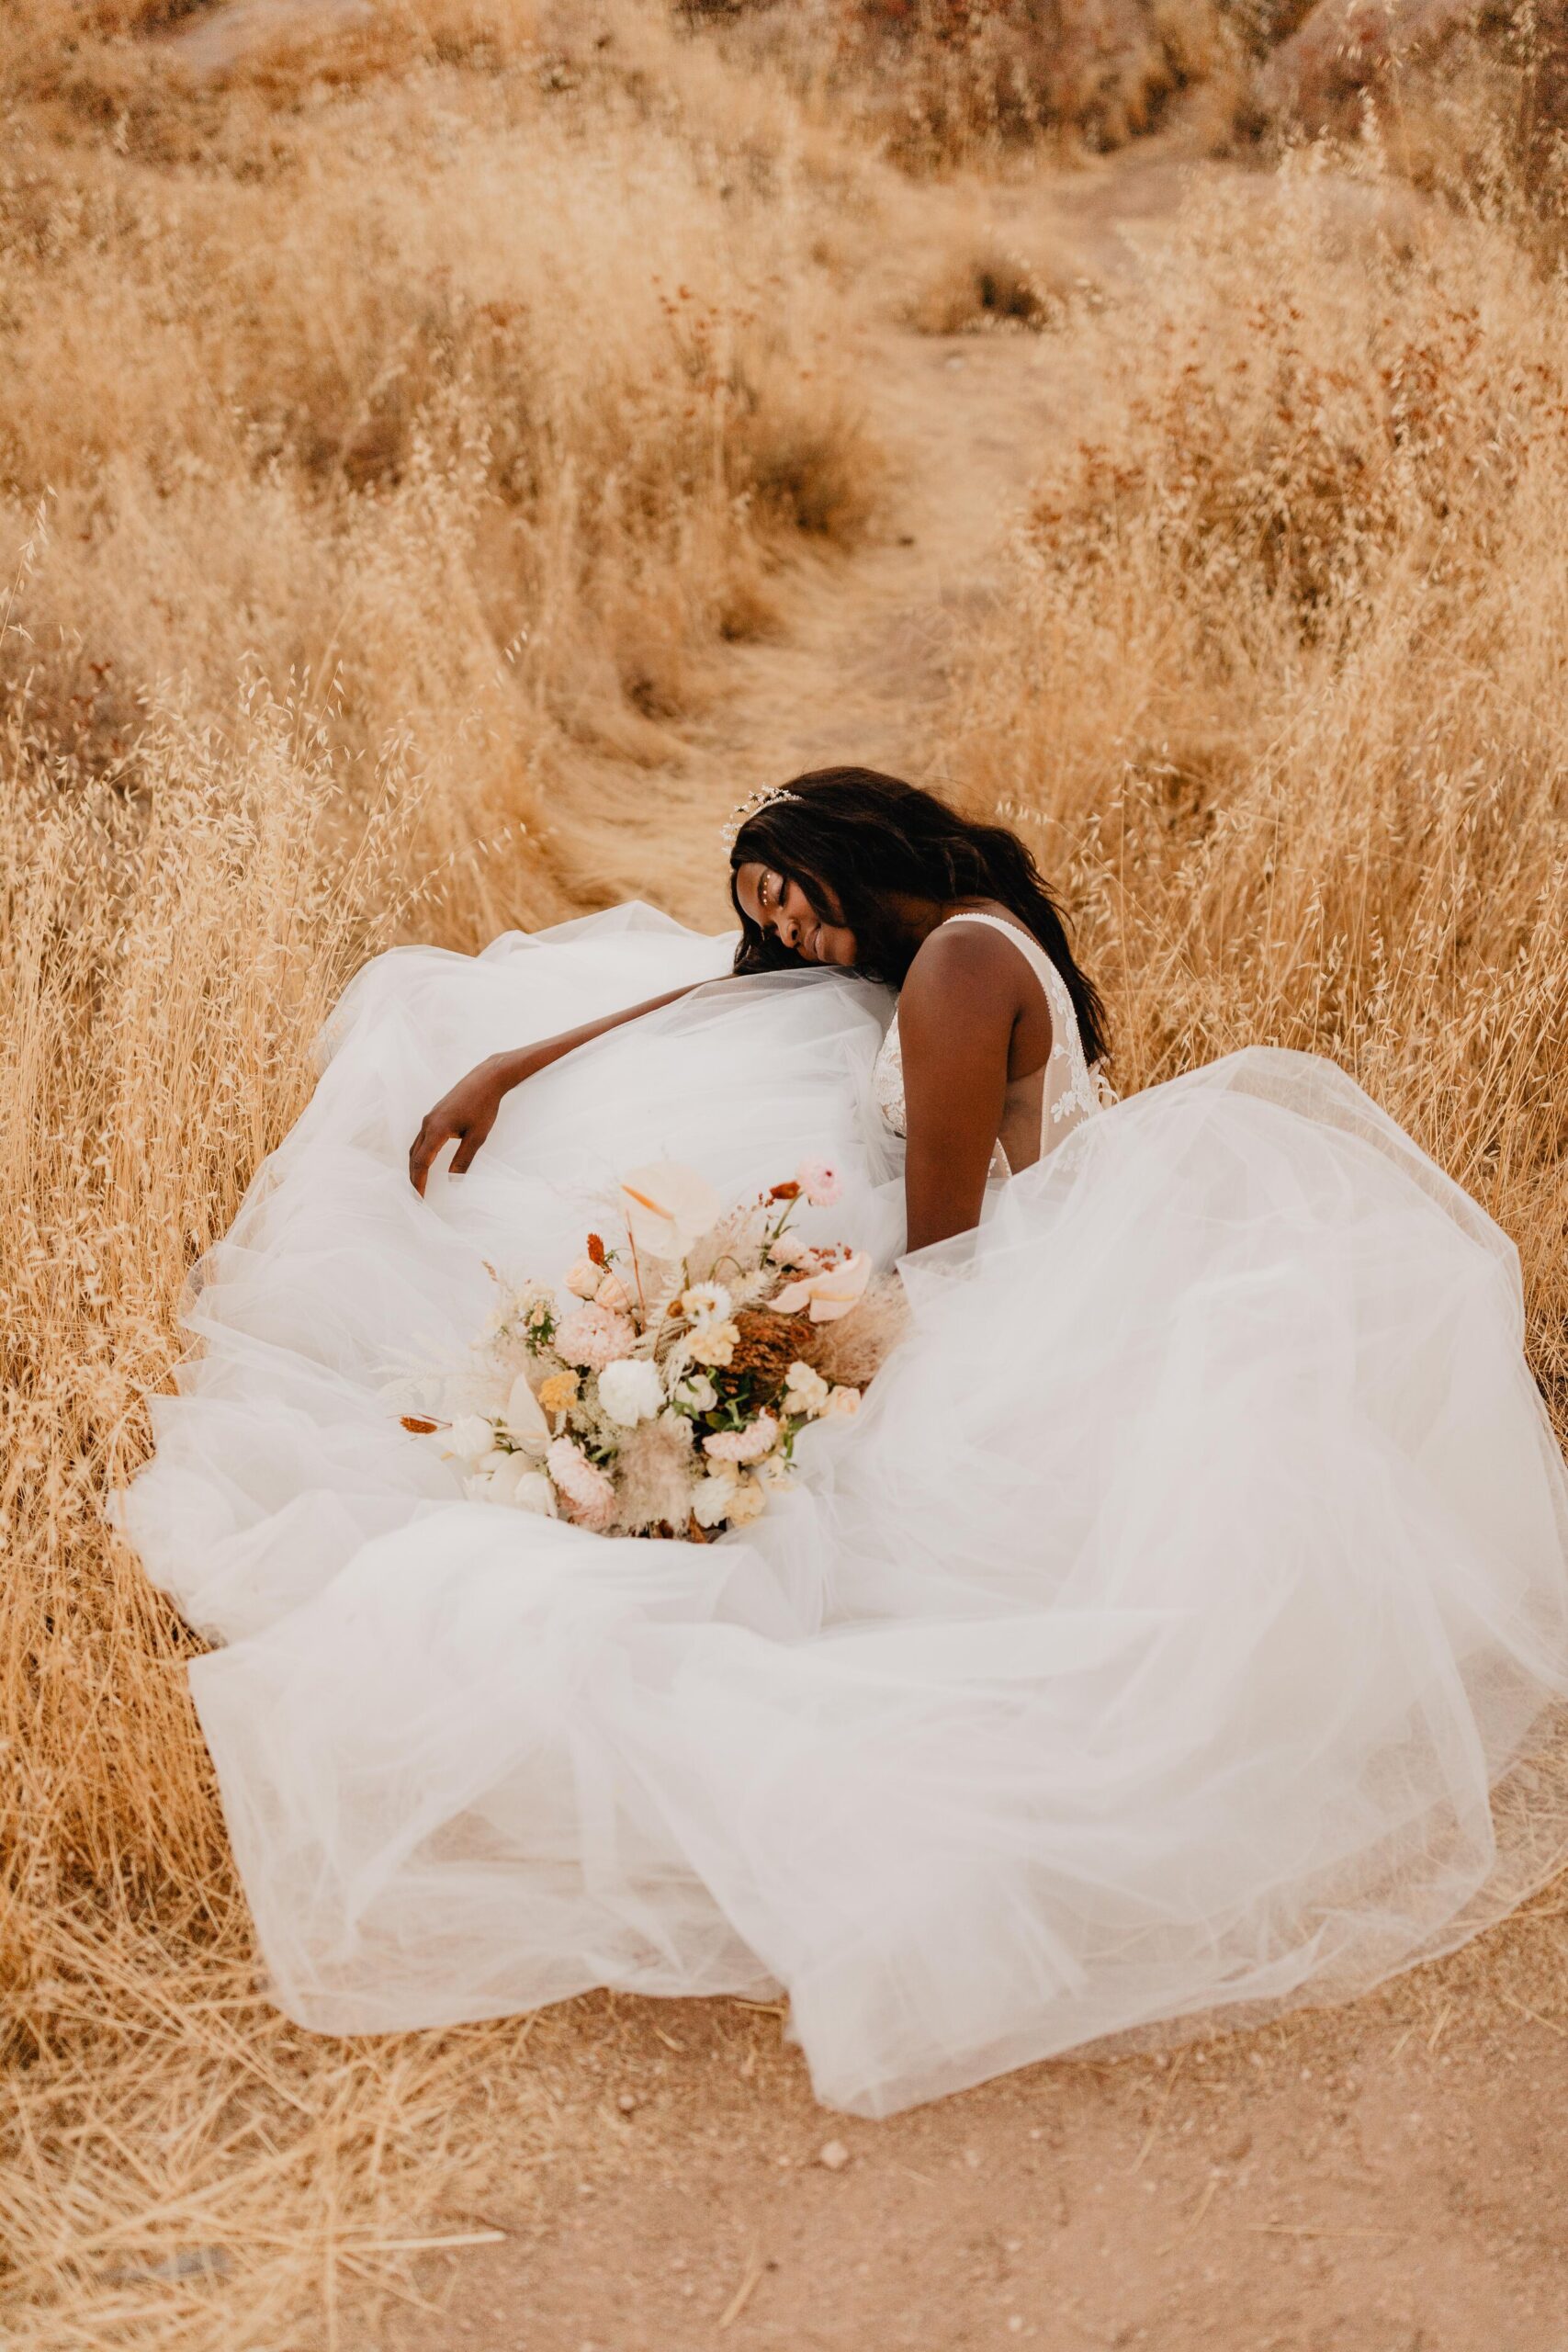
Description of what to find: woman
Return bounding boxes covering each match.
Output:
[123,767,1568,2119]
[411,769,1113,1247]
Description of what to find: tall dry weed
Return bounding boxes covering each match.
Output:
[1,0,886,892]
[940,153,1568,1419]
[0,8,897,2342]
[0,684,549,2346]
[698,0,1240,164]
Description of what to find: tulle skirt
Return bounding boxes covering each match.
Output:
[119,906,1568,2117]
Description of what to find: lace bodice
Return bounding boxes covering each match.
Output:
[872,911,1112,1175]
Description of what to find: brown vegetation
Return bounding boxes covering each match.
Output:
[944,157,1568,1425]
[5,1,1568,2346]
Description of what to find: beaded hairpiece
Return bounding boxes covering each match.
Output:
[721,784,798,854]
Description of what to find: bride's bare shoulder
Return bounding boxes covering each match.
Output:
[899,919,1025,1036]
[904,915,1023,988]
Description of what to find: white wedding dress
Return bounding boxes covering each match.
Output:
[119,903,1568,2117]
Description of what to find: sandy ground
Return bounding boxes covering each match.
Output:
[364,1962,1568,2352]
[164,17,1568,2343]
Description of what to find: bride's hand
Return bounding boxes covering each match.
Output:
[409,1053,525,1196]
[407,979,709,1197]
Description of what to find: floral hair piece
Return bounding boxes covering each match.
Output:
[721,785,798,854]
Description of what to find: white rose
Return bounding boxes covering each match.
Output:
[564,1258,603,1300]
[691,1468,739,1529]
[782,1363,829,1419]
[727,1477,767,1526]
[597,1356,666,1428]
[675,1373,718,1415]
[825,1385,862,1419]
[445,1413,498,1466]
[513,1469,558,1516]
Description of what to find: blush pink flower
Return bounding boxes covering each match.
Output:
[546,1437,617,1532]
[555,1301,637,1372]
[795,1159,841,1208]
[702,1414,779,1464]
[563,1257,603,1300]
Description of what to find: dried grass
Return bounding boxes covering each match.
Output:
[0,0,886,851]
[0,7,895,2343]
[938,147,1568,1431]
[699,0,1243,167]
[6,5,1568,2346]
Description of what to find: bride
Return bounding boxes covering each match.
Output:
[122,766,1568,2118]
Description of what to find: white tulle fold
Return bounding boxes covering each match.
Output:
[119,908,1568,2117]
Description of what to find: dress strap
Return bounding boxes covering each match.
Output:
[938,911,1062,1000]
[939,912,1110,1152]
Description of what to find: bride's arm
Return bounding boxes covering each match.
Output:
[897,929,1018,1253]
[408,982,705,1196]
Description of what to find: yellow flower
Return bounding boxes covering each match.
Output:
[686,1318,740,1368]
[538,1371,581,1415]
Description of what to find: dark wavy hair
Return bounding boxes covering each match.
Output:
[728,766,1109,1068]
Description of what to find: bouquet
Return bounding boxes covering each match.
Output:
[398,1159,901,1540]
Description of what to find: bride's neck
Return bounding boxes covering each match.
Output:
[882,890,1000,952]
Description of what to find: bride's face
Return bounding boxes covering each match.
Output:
[734,862,858,967]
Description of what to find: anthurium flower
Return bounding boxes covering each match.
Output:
[617,1162,723,1261]
[503,1374,549,1455]
[771,1249,872,1324]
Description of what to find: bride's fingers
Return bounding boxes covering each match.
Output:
[449,1110,494,1176]
[408,1115,456,1197]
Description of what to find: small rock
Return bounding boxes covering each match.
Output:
[616,2090,638,2113]
[817,2138,851,2171]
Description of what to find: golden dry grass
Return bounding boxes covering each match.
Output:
[5,3,1568,2346]
[1,9,900,2342]
[942,151,1568,1424]
[1,0,886,906]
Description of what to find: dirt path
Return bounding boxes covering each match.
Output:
[366,1962,1568,2352]
[548,304,1075,932]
